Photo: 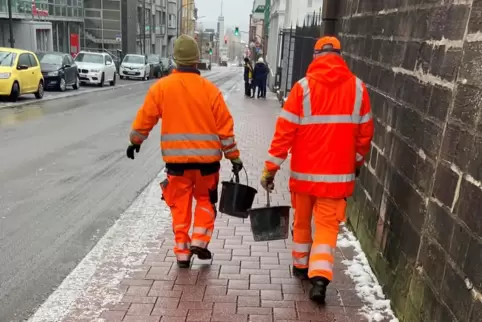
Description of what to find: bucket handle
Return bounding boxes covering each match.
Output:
[230,167,249,186]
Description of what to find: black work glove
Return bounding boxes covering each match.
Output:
[231,158,243,174]
[126,144,141,160]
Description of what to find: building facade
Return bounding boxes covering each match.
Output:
[84,0,178,57]
[0,0,83,53]
[180,0,195,37]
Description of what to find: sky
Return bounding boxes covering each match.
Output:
[195,0,252,38]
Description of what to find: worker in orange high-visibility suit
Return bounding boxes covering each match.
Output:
[127,34,243,269]
[260,36,374,304]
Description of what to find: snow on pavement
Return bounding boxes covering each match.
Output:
[337,224,399,322]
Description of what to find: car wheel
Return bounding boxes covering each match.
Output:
[110,73,116,86]
[73,76,80,90]
[59,77,66,92]
[9,82,19,102]
[35,81,44,99]
[98,73,105,87]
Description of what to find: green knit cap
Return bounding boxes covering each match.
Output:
[174,34,200,66]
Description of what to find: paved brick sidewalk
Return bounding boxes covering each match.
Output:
[95,89,384,322]
[30,83,396,322]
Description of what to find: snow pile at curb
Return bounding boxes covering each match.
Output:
[337,224,399,322]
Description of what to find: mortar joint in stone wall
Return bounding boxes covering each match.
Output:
[341,2,471,19]
[392,66,455,90]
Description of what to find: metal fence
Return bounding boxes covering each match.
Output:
[275,15,323,102]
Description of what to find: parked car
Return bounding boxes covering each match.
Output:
[119,54,151,80]
[37,52,80,92]
[147,54,163,78]
[0,47,44,102]
[74,51,117,87]
[160,57,176,76]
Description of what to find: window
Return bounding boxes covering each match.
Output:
[105,55,113,64]
[39,53,63,65]
[28,54,39,67]
[75,53,104,64]
[62,55,70,66]
[18,54,31,68]
[0,52,17,67]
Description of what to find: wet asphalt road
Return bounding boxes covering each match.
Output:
[0,68,240,321]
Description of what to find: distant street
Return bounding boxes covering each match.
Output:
[0,67,240,322]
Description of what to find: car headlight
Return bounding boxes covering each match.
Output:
[90,69,100,73]
[0,72,11,79]
[48,71,59,76]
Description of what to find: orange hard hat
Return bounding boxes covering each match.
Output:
[314,36,341,52]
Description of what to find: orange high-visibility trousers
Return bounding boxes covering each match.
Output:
[291,192,347,281]
[161,170,219,261]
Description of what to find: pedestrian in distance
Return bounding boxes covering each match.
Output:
[126,34,244,269]
[243,57,253,97]
[260,36,374,304]
[253,57,268,99]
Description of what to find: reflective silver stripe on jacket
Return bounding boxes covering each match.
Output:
[279,109,301,124]
[267,153,285,166]
[356,153,364,162]
[130,130,148,140]
[224,144,239,154]
[161,133,219,142]
[291,171,355,183]
[220,137,235,147]
[162,148,222,157]
[279,77,370,125]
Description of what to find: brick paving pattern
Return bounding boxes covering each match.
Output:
[97,89,372,322]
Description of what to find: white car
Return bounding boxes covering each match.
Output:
[119,54,151,81]
[74,51,117,87]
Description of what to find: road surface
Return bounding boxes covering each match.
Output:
[0,67,241,322]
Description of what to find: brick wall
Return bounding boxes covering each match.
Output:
[335,1,482,321]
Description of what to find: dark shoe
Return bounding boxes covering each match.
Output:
[309,277,330,304]
[292,266,309,280]
[190,246,212,260]
[177,260,191,268]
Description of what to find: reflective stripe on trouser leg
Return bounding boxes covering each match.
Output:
[292,193,316,269]
[192,171,219,249]
[167,172,195,259]
[308,197,345,280]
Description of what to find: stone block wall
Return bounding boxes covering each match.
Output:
[335,0,482,321]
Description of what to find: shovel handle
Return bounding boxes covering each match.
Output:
[266,189,270,207]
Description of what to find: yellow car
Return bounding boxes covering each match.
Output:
[0,47,44,102]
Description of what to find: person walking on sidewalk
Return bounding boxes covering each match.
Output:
[243,57,253,97]
[253,57,269,98]
[126,34,244,269]
[260,36,374,304]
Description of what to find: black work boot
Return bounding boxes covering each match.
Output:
[309,277,330,304]
[190,246,212,260]
[177,260,191,269]
[292,266,309,280]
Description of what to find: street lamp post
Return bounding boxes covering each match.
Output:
[7,0,15,48]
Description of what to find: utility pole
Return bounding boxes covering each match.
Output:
[142,0,146,54]
[7,0,15,48]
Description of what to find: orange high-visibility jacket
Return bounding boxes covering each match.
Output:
[265,54,374,198]
[130,68,240,164]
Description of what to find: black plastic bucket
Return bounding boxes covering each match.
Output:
[248,191,291,241]
[219,170,258,218]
